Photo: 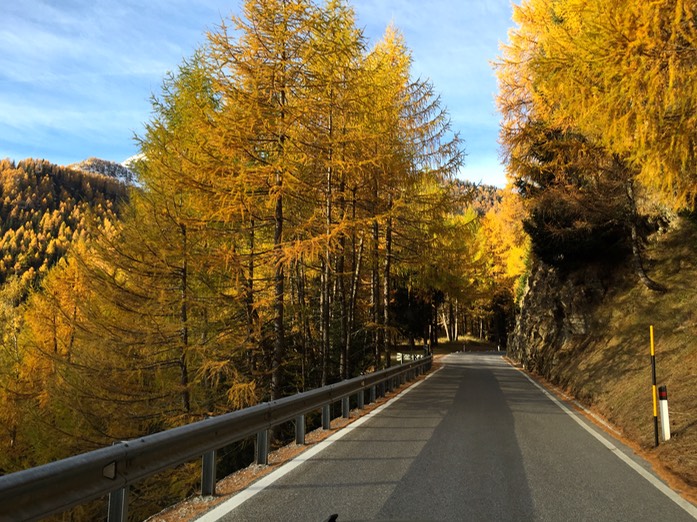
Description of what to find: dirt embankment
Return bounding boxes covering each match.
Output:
[509,217,697,497]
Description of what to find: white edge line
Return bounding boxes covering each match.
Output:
[196,366,443,522]
[512,364,697,519]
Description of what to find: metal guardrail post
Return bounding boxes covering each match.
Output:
[322,404,331,429]
[357,389,364,410]
[201,450,216,496]
[342,397,350,418]
[255,430,269,466]
[295,414,306,445]
[0,356,432,520]
[107,486,128,522]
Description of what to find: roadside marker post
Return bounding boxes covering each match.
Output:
[658,386,671,442]
[650,325,659,447]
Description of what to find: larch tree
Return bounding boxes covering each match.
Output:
[302,0,367,383]
[206,0,324,400]
[497,0,669,290]
[509,0,697,208]
[362,25,464,361]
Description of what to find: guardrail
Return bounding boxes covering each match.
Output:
[0,356,431,521]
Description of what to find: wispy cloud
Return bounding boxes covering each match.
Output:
[0,0,229,164]
[0,0,513,184]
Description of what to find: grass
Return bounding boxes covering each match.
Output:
[547,217,697,490]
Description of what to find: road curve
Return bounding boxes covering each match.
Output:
[200,352,697,522]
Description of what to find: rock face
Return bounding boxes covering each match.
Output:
[68,157,137,186]
[508,260,608,379]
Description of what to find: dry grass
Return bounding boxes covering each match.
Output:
[551,217,697,491]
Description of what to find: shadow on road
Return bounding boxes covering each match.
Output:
[375,353,536,521]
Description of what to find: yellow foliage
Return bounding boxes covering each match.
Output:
[227,381,259,410]
[477,188,530,288]
[501,0,697,208]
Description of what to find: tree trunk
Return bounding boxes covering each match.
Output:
[372,218,382,369]
[430,302,438,346]
[625,180,666,293]
[320,258,330,386]
[322,103,334,385]
[440,311,452,342]
[338,177,349,380]
[246,219,257,374]
[272,170,285,401]
[349,231,364,372]
[179,223,191,414]
[383,196,393,367]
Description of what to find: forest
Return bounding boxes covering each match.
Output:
[6,0,694,516]
[0,0,527,517]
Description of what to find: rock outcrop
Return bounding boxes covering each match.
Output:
[68,157,137,186]
[507,260,608,379]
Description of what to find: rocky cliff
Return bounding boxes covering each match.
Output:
[507,260,609,381]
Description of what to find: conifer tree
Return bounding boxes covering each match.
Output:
[505,0,697,208]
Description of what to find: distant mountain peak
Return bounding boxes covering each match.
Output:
[68,157,137,186]
[121,153,145,171]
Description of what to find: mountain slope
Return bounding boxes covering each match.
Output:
[68,156,138,186]
[0,158,128,287]
[509,217,697,492]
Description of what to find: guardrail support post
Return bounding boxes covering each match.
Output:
[357,390,365,410]
[322,404,331,429]
[255,429,269,466]
[107,487,128,522]
[295,414,306,445]
[342,397,350,418]
[369,385,376,404]
[201,450,217,496]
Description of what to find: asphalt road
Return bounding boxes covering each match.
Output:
[201,352,697,522]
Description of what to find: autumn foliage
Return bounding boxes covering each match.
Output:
[0,1,497,517]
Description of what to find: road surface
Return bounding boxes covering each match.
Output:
[199,352,697,521]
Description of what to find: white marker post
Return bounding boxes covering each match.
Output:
[658,386,671,442]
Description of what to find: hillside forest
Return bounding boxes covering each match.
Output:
[0,0,528,517]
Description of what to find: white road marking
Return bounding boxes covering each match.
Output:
[514,363,697,519]
[197,366,442,522]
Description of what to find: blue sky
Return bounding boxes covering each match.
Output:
[0,0,513,187]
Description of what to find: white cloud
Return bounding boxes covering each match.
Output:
[0,0,514,172]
